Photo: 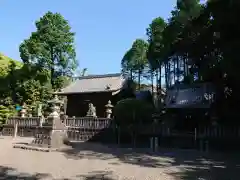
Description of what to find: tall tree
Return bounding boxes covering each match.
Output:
[160,0,240,124]
[121,39,149,90]
[121,49,135,80]
[131,39,149,90]
[146,17,166,91]
[158,0,203,87]
[19,11,77,90]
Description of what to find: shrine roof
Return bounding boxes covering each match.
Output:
[57,73,126,95]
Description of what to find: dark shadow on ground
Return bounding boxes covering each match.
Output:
[60,142,240,180]
[0,165,51,180]
[76,170,118,180]
[61,142,166,168]
[0,165,116,180]
[14,142,29,145]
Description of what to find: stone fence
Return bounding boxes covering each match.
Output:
[0,95,114,144]
[65,116,111,129]
[1,115,112,141]
[6,117,42,127]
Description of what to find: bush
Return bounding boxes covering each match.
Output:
[0,105,16,125]
[114,98,154,126]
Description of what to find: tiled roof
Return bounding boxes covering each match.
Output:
[59,73,125,94]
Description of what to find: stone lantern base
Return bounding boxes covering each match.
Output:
[13,116,70,152]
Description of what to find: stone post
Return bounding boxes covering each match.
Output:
[13,121,18,138]
[105,100,113,118]
[37,103,43,117]
[151,112,160,152]
[63,115,68,125]
[39,116,44,127]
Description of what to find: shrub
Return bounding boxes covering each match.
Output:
[114,98,154,126]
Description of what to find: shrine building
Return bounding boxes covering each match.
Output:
[57,73,127,117]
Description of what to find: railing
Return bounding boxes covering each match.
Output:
[3,115,240,152]
[65,116,112,142]
[1,116,112,141]
[65,116,111,129]
[197,126,240,138]
[6,117,41,127]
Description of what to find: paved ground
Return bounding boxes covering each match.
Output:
[0,137,239,180]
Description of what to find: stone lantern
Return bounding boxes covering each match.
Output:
[105,100,113,118]
[20,103,27,117]
[47,95,64,118]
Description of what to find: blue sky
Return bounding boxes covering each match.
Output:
[0,0,176,75]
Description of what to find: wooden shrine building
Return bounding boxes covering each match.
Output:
[57,73,126,117]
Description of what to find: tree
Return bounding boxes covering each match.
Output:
[145,0,202,88]
[158,0,240,124]
[131,39,149,89]
[166,0,202,83]
[0,58,52,110]
[19,11,77,90]
[114,98,154,125]
[121,39,148,89]
[146,17,166,91]
[114,98,154,145]
[121,49,135,80]
[146,17,166,69]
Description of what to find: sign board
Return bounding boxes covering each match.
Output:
[165,83,215,108]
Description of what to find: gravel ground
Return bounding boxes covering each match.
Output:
[0,137,239,180]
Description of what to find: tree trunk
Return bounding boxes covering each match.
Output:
[138,69,141,90]
[130,69,133,81]
[156,69,159,92]
[159,65,162,90]
[173,56,177,83]
[177,56,179,81]
[165,63,168,88]
[151,70,154,94]
[168,61,171,87]
[50,47,55,89]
